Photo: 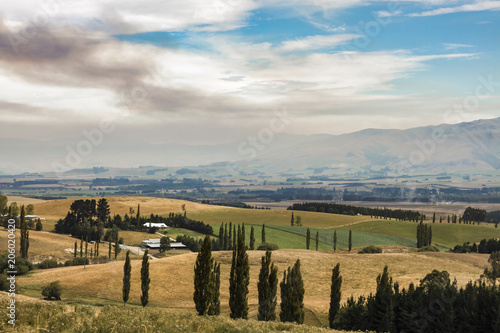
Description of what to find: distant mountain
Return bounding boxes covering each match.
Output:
[1,118,500,175]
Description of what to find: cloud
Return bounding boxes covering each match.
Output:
[278,34,360,52]
[444,43,474,50]
[375,10,402,17]
[408,0,500,17]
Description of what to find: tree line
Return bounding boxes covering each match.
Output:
[288,202,424,221]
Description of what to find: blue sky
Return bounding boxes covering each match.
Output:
[0,0,499,172]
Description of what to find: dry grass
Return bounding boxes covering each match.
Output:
[32,196,225,220]
[17,249,484,327]
[5,195,51,207]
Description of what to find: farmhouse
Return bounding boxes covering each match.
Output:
[141,238,187,250]
[143,222,169,230]
[26,215,45,221]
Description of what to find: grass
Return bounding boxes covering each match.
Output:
[189,208,370,228]
[0,293,338,333]
[16,250,485,328]
[337,220,500,249]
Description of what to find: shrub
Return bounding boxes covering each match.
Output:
[64,257,89,266]
[418,245,439,252]
[36,220,43,231]
[0,254,33,275]
[257,243,279,251]
[38,259,61,269]
[358,245,382,254]
[42,281,62,300]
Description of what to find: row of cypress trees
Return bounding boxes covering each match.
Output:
[121,250,150,308]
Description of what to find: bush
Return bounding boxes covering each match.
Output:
[42,281,62,300]
[38,259,61,269]
[36,220,43,231]
[256,242,279,251]
[64,257,89,266]
[358,245,382,254]
[0,254,33,276]
[418,245,440,252]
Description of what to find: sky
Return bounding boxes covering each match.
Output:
[0,0,499,150]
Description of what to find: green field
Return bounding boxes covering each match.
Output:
[189,208,370,228]
[337,220,500,249]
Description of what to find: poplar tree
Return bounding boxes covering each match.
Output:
[108,241,112,260]
[218,224,224,250]
[85,236,88,257]
[80,236,83,257]
[141,250,150,308]
[250,226,255,250]
[329,263,342,329]
[291,212,294,227]
[229,230,249,319]
[208,262,221,316]
[258,251,278,321]
[74,241,77,258]
[348,230,352,252]
[262,224,266,243]
[333,230,337,252]
[228,222,232,250]
[315,231,319,251]
[223,223,228,250]
[306,228,311,250]
[432,212,436,223]
[123,250,131,306]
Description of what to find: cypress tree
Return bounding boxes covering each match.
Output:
[306,228,310,250]
[262,224,266,243]
[280,259,305,324]
[348,230,352,252]
[74,241,77,258]
[291,212,294,226]
[108,240,112,260]
[250,226,255,250]
[80,236,83,257]
[315,231,319,251]
[440,216,442,223]
[333,230,337,252]
[428,226,432,246]
[218,224,224,250]
[228,222,232,250]
[242,223,246,246]
[258,250,278,321]
[96,241,99,257]
[369,266,394,332]
[329,263,342,328]
[432,212,436,223]
[233,225,237,250]
[123,250,131,306]
[194,235,216,315]
[20,206,29,259]
[140,250,150,308]
[280,268,291,322]
[229,230,250,319]
[90,248,93,258]
[208,262,220,315]
[85,236,88,257]
[223,223,228,250]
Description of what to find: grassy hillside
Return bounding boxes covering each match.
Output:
[189,208,369,228]
[17,250,485,327]
[32,196,225,220]
[0,293,337,333]
[338,220,500,249]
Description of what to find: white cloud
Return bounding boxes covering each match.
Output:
[408,0,500,17]
[444,43,474,50]
[278,34,360,52]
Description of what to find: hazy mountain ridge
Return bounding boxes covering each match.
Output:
[1,118,500,175]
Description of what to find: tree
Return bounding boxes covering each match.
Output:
[228,222,233,250]
[291,212,294,226]
[295,215,302,227]
[123,250,131,306]
[20,206,30,259]
[333,230,337,252]
[250,226,255,250]
[306,228,310,250]
[280,259,305,324]
[432,212,436,223]
[229,230,250,319]
[141,250,150,307]
[114,227,120,259]
[80,236,83,258]
[159,236,171,253]
[9,202,19,217]
[0,195,7,213]
[262,224,266,243]
[26,204,34,215]
[258,251,278,321]
[42,281,62,300]
[482,251,500,284]
[97,198,110,223]
[315,231,319,251]
[74,241,77,258]
[329,263,342,328]
[194,235,219,316]
[108,240,112,260]
[348,230,352,252]
[223,223,228,250]
[369,265,394,332]
[218,224,224,250]
[35,219,43,231]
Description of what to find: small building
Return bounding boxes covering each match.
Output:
[141,239,161,249]
[25,215,45,221]
[143,222,169,230]
[170,242,187,250]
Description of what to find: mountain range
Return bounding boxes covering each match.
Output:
[2,117,500,175]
